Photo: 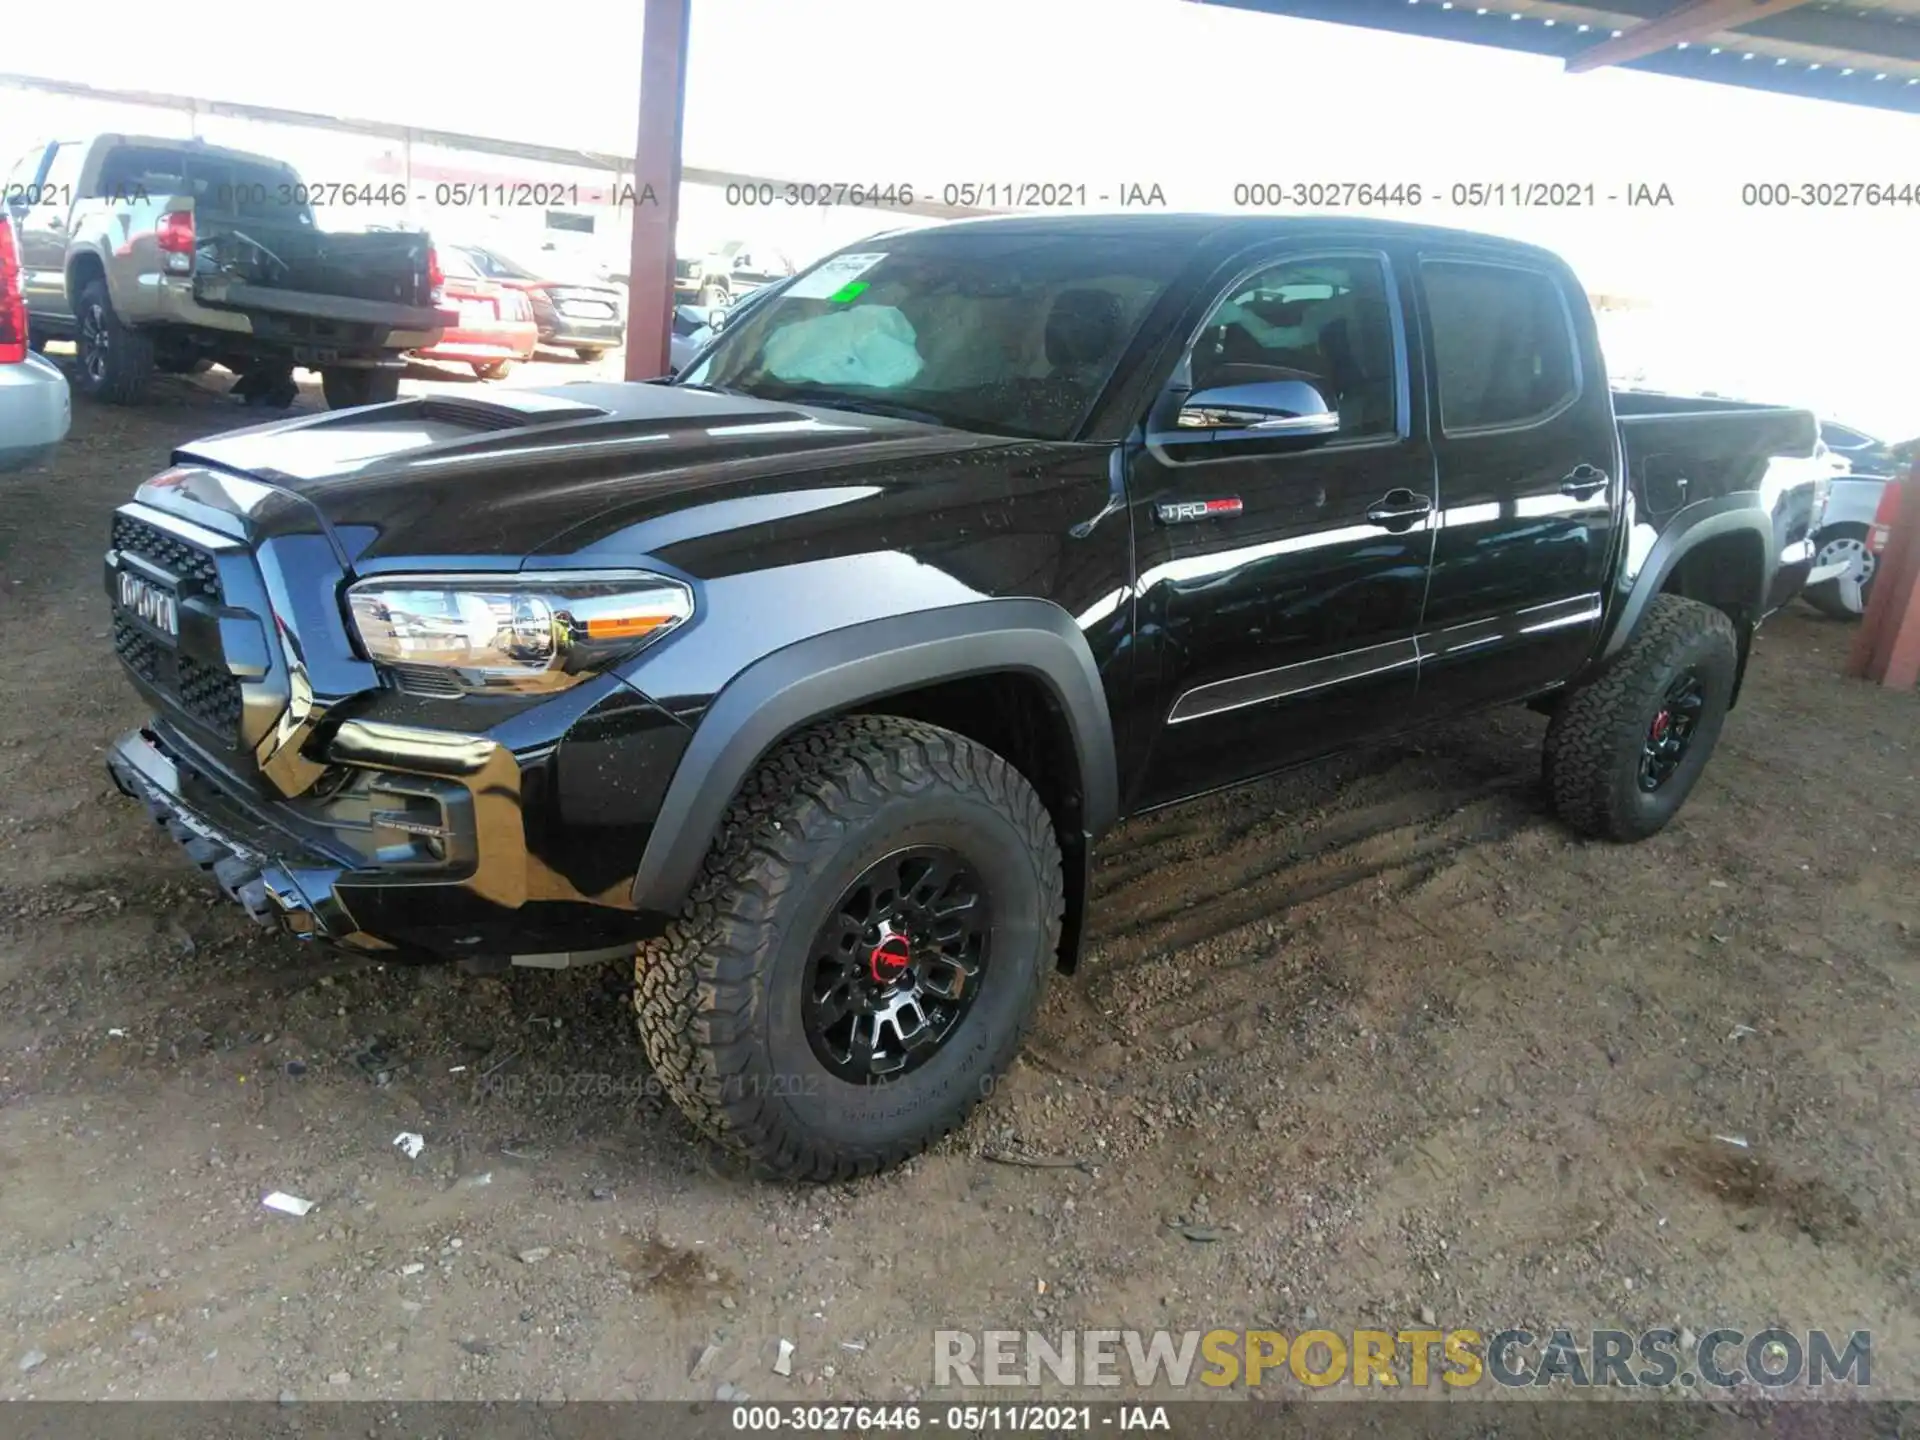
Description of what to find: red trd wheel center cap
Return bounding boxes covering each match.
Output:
[870,934,913,985]
[1651,710,1671,741]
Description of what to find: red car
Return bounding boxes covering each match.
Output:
[412,246,539,380]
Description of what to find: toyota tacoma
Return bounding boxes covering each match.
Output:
[103,215,1823,1179]
[7,134,444,409]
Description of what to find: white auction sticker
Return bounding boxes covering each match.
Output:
[784,252,888,300]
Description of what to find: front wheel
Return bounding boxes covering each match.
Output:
[321,367,402,410]
[472,360,512,381]
[574,347,606,363]
[1803,524,1877,621]
[1543,594,1738,842]
[634,715,1063,1181]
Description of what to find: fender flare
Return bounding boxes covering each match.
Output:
[629,599,1119,916]
[1600,498,1776,664]
[64,246,112,310]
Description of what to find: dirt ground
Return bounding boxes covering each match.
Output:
[0,350,1915,1408]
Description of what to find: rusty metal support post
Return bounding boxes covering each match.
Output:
[1847,465,1920,690]
[623,0,691,381]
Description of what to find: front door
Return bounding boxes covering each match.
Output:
[15,142,84,323]
[1128,248,1438,810]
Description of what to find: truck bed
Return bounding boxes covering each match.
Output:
[1613,391,1823,613]
[195,223,439,323]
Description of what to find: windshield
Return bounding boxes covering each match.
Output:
[473,247,541,281]
[677,230,1182,440]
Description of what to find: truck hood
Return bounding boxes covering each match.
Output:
[169,383,1025,568]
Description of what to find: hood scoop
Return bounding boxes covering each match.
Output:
[408,392,613,430]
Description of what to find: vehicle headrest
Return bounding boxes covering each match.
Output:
[1046,288,1124,368]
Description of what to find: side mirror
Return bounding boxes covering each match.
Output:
[1173,379,1340,438]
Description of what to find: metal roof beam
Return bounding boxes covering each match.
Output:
[0,71,995,220]
[1565,0,1817,73]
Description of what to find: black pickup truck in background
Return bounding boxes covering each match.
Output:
[5,134,446,409]
[99,214,1824,1180]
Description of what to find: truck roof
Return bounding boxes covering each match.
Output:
[889,210,1571,267]
[64,133,297,173]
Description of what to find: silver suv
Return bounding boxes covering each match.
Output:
[0,213,69,473]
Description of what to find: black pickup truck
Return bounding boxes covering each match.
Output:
[101,215,1825,1180]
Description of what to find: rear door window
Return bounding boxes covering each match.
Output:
[1420,259,1580,432]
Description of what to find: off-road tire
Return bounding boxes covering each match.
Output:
[74,279,155,404]
[321,367,401,410]
[634,715,1063,1181]
[1543,594,1738,842]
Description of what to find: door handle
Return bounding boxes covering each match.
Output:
[1560,464,1608,498]
[1365,489,1433,528]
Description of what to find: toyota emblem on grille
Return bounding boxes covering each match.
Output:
[118,570,179,639]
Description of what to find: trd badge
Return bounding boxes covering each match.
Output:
[1155,497,1244,525]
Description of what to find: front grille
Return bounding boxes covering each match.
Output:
[116,613,244,733]
[112,616,162,682]
[111,514,222,599]
[177,654,244,730]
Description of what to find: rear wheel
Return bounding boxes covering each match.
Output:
[633,715,1063,1181]
[321,367,402,410]
[1543,595,1738,842]
[74,279,155,404]
[472,360,512,380]
[575,347,606,363]
[1803,524,1877,620]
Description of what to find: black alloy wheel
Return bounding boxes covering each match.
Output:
[633,714,1063,1181]
[79,300,110,386]
[802,846,992,1083]
[1638,670,1706,791]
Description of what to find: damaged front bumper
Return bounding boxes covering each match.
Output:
[108,723,379,949]
[106,721,647,965]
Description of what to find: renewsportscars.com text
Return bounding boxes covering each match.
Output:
[933,1327,1871,1390]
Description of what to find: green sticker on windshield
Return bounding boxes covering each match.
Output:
[826,280,869,303]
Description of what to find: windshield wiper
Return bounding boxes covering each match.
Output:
[772,388,949,427]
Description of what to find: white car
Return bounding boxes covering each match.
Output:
[1805,421,1901,619]
[0,212,69,473]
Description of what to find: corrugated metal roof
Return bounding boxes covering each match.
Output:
[1193,1,1920,111]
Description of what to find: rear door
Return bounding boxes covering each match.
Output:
[1410,252,1619,717]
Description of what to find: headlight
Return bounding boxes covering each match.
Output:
[344,570,693,695]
